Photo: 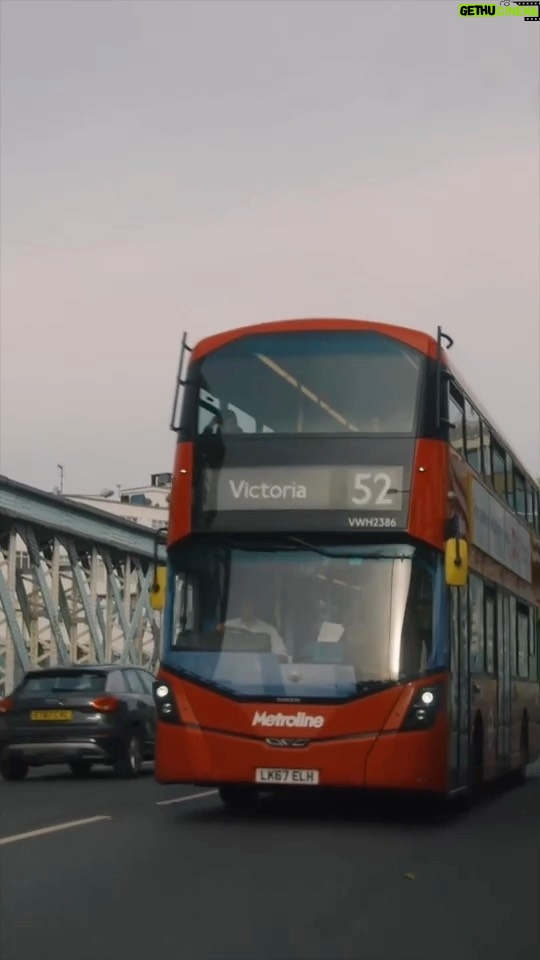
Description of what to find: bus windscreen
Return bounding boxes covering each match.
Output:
[194,330,424,437]
[165,543,444,702]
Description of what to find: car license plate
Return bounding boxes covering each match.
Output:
[30,710,73,721]
[255,767,319,785]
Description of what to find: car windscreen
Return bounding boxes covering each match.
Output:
[18,673,108,696]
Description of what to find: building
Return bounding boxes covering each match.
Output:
[65,472,171,531]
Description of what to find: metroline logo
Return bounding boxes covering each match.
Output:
[251,710,325,729]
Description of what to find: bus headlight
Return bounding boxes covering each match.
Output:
[152,680,181,725]
[400,685,442,732]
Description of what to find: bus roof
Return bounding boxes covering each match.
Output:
[191,317,446,364]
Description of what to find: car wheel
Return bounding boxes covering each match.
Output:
[113,733,143,779]
[0,757,29,782]
[69,760,93,779]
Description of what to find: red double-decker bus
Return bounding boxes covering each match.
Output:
[152,318,540,809]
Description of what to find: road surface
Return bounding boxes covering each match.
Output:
[1,762,539,960]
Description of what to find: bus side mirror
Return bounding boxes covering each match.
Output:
[150,566,167,611]
[444,538,468,587]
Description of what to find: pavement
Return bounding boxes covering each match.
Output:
[0,762,539,960]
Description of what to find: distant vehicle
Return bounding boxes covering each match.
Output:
[0,665,156,781]
[151,317,540,810]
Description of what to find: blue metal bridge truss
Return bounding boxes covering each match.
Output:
[0,477,167,696]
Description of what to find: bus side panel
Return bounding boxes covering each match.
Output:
[408,439,447,549]
[364,726,449,793]
[529,688,540,764]
[510,680,522,769]
[513,679,540,768]
[469,677,498,781]
[168,441,194,544]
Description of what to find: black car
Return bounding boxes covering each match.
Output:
[0,664,156,781]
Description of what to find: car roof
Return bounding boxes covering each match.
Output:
[23,664,146,675]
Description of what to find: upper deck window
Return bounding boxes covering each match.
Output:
[513,468,527,521]
[464,400,481,471]
[448,386,465,454]
[194,331,424,436]
[492,441,506,500]
[481,421,493,484]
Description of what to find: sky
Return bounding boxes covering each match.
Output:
[0,0,539,494]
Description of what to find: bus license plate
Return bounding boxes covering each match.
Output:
[255,767,319,785]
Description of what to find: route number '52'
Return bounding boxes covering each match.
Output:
[351,471,397,507]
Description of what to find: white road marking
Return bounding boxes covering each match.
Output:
[156,789,218,806]
[0,815,112,847]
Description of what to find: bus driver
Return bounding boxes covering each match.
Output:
[218,599,289,662]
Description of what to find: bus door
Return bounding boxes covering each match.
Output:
[496,593,512,771]
[449,586,471,788]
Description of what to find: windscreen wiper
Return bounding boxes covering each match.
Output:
[287,536,411,561]
[286,536,351,558]
[221,534,410,561]
[221,535,343,557]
